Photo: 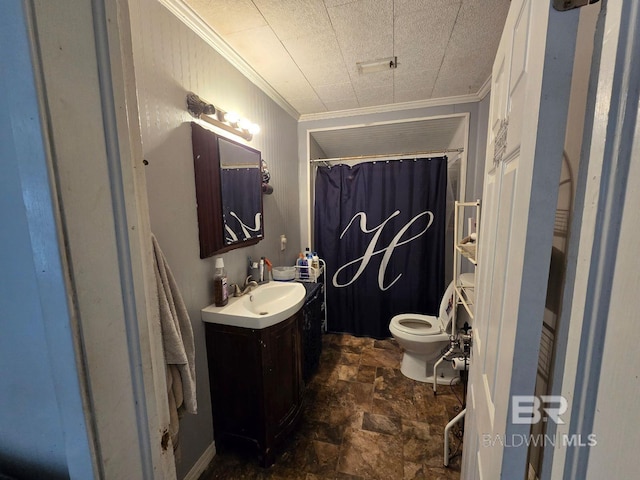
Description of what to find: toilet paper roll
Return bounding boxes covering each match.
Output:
[452,357,470,371]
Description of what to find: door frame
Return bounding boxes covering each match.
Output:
[544,0,640,478]
[24,0,175,477]
[461,0,582,477]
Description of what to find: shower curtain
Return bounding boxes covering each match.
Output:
[314,157,447,338]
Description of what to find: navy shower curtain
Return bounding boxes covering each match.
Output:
[314,158,447,338]
[220,167,262,243]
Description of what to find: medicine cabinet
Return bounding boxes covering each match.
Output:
[191,122,264,258]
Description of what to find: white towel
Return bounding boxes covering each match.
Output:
[151,234,197,449]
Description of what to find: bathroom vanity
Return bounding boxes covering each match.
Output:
[204,312,303,466]
[201,282,306,467]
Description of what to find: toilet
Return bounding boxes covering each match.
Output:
[389,281,457,384]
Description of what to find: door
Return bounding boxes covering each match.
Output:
[462,1,580,478]
[264,312,303,438]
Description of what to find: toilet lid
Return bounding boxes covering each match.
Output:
[392,314,441,336]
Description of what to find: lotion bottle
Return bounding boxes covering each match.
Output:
[213,257,228,307]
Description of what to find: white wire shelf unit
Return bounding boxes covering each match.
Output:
[294,260,324,283]
[453,200,480,323]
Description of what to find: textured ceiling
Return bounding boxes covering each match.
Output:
[183,0,510,117]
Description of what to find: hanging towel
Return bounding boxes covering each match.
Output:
[151,234,197,449]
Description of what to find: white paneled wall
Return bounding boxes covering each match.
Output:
[128,0,300,476]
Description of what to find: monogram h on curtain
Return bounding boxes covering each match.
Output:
[332,210,435,291]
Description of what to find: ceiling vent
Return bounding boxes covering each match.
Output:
[357,56,398,74]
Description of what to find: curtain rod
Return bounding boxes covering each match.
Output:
[310,148,463,164]
[220,164,260,170]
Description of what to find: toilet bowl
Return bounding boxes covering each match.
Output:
[389,281,457,384]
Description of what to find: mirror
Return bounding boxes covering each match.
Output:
[191,122,263,258]
[218,137,263,244]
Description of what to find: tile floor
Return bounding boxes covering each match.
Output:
[200,333,464,480]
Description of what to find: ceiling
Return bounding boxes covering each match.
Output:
[310,116,467,159]
[182,0,511,118]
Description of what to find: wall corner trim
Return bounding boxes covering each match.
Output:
[183,442,216,480]
[477,75,492,100]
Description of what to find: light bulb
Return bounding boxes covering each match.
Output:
[224,111,239,124]
[238,118,252,130]
[249,123,261,135]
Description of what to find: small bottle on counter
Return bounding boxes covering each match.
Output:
[213,257,228,307]
[312,251,320,270]
[297,252,309,279]
[305,247,313,274]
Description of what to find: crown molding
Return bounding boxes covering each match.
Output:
[477,75,492,100]
[298,91,484,123]
[158,0,300,120]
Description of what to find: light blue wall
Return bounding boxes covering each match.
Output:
[473,92,491,200]
[0,2,93,478]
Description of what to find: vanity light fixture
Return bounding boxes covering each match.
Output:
[224,111,240,125]
[357,56,398,74]
[187,93,260,141]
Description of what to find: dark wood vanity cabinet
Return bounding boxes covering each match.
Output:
[204,311,304,467]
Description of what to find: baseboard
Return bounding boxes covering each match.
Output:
[183,442,216,480]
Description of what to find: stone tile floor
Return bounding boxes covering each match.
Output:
[200,333,463,479]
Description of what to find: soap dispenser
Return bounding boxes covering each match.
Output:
[213,257,228,307]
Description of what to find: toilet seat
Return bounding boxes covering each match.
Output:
[391,314,442,336]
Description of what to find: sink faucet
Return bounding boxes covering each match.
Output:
[244,275,259,290]
[231,276,259,297]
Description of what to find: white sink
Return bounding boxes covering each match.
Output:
[201,281,306,329]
